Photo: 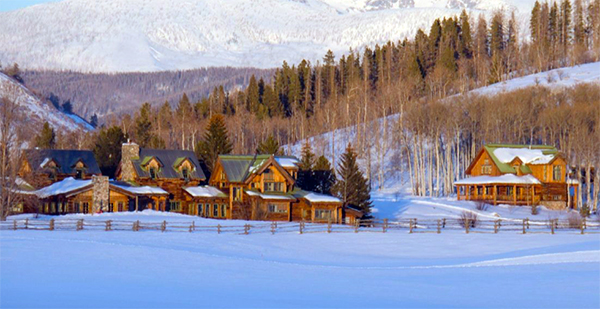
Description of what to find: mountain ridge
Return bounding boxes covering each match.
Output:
[0,0,536,73]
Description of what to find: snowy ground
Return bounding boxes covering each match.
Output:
[2,206,600,308]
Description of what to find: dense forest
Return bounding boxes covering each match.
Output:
[3,0,600,212]
[18,67,273,120]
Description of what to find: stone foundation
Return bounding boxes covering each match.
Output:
[541,201,567,210]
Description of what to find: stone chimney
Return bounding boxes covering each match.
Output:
[92,175,109,213]
[120,141,140,182]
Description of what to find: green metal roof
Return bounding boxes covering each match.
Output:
[483,144,558,175]
[218,154,299,183]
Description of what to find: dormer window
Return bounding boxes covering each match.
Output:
[75,169,83,179]
[149,167,157,180]
[182,168,189,181]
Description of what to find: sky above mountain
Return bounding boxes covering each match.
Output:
[0,0,62,12]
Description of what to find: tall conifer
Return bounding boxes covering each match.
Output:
[195,114,232,172]
[333,144,372,215]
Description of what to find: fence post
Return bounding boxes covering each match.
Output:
[383,219,388,233]
[161,220,166,232]
[465,218,470,234]
[105,220,112,231]
[299,221,304,234]
[409,219,414,234]
[244,224,249,235]
[522,219,526,234]
[436,219,440,234]
[327,219,332,234]
[526,218,530,229]
[49,219,55,231]
[190,221,195,232]
[218,224,221,234]
[354,219,360,233]
[133,220,140,231]
[580,220,585,235]
[442,218,446,228]
[271,222,276,235]
[25,218,28,229]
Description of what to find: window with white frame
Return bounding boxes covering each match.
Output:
[268,203,287,213]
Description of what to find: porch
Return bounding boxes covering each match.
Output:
[455,184,542,206]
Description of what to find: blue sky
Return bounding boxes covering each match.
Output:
[0,0,63,12]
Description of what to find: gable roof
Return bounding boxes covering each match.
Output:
[23,149,101,175]
[467,144,560,175]
[131,148,206,180]
[216,154,299,183]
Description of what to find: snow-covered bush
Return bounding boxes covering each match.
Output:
[475,201,488,211]
[567,212,583,229]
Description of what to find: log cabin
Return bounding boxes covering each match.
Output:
[116,142,211,213]
[19,149,102,188]
[454,144,579,210]
[209,154,362,223]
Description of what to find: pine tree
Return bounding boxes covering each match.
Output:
[246,75,260,113]
[35,122,55,149]
[256,135,281,155]
[195,114,232,172]
[297,141,316,191]
[134,103,153,147]
[313,155,336,195]
[333,144,372,215]
[93,126,127,177]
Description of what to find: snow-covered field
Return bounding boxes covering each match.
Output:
[2,200,600,308]
[0,0,536,72]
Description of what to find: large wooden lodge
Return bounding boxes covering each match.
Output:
[454,144,579,209]
[16,143,362,223]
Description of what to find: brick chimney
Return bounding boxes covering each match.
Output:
[92,175,109,213]
[120,141,140,182]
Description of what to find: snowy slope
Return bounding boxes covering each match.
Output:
[0,72,94,132]
[285,62,600,204]
[1,220,599,307]
[0,0,536,72]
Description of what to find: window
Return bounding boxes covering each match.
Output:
[118,202,124,212]
[82,202,89,213]
[197,204,203,216]
[481,159,492,175]
[233,187,242,201]
[108,203,114,212]
[485,186,492,195]
[543,168,548,181]
[205,204,210,217]
[182,168,189,181]
[213,204,218,217]
[221,204,227,217]
[263,169,274,181]
[149,168,157,180]
[220,172,226,181]
[264,182,283,192]
[553,166,562,181]
[553,195,563,201]
[75,169,84,179]
[507,187,513,196]
[170,201,181,212]
[74,203,80,213]
[268,203,287,213]
[315,209,332,220]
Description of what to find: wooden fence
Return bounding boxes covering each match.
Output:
[1,217,599,235]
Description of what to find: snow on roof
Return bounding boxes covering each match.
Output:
[35,177,92,198]
[493,148,555,165]
[111,182,168,195]
[302,192,341,203]
[245,190,294,200]
[275,157,299,168]
[454,174,541,185]
[184,186,226,198]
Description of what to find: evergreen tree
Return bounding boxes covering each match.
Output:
[195,114,232,172]
[459,9,473,58]
[134,102,153,147]
[256,135,281,155]
[89,114,98,128]
[333,144,372,215]
[61,100,73,114]
[35,122,56,149]
[246,75,260,113]
[313,155,336,195]
[296,141,316,191]
[93,126,127,177]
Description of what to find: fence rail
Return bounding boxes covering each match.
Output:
[1,217,599,235]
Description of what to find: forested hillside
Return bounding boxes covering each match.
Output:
[20,67,273,120]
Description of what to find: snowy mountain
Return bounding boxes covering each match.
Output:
[0,0,536,72]
[0,72,94,132]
